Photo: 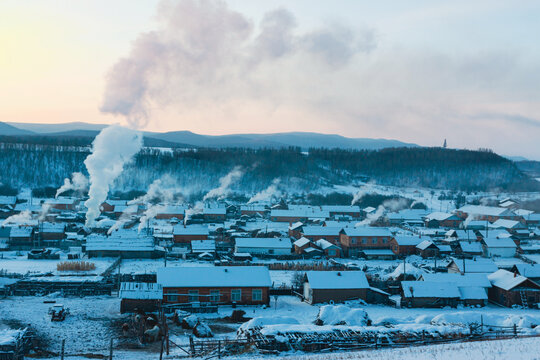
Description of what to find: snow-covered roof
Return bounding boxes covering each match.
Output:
[421,273,492,288]
[425,212,457,221]
[324,221,357,228]
[387,209,430,221]
[9,226,33,237]
[315,239,339,250]
[513,264,540,278]
[489,219,523,229]
[157,266,272,288]
[173,225,209,236]
[191,240,216,253]
[514,209,534,216]
[458,287,488,300]
[459,241,483,253]
[44,198,77,205]
[120,282,162,300]
[270,209,330,218]
[104,200,128,206]
[86,232,155,252]
[458,205,515,217]
[235,237,292,249]
[416,240,436,251]
[41,222,66,233]
[488,269,529,290]
[302,226,342,236]
[393,235,423,246]
[157,205,187,214]
[288,221,304,230]
[321,205,360,212]
[449,258,498,273]
[306,271,369,289]
[477,229,511,239]
[113,204,138,213]
[482,237,517,248]
[203,207,226,215]
[293,237,311,247]
[0,196,16,205]
[343,227,392,237]
[240,205,267,212]
[401,281,461,298]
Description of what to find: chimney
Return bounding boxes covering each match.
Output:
[514,271,517,278]
[337,272,342,276]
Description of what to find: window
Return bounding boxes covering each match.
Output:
[210,290,220,302]
[252,289,262,301]
[362,237,367,244]
[166,292,178,302]
[188,290,199,302]
[328,249,336,256]
[231,289,242,302]
[269,249,275,254]
[372,238,377,244]
[382,237,387,244]
[351,237,357,244]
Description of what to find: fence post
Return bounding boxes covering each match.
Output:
[218,340,221,359]
[109,338,113,360]
[513,324,517,337]
[61,339,65,360]
[159,336,164,360]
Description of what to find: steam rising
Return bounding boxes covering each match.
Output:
[3,210,33,226]
[203,166,244,201]
[84,125,143,227]
[56,172,89,198]
[248,178,281,203]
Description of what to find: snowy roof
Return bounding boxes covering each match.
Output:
[9,226,33,237]
[44,198,77,205]
[157,205,187,214]
[477,229,511,239]
[235,237,292,249]
[86,232,155,251]
[288,221,304,230]
[514,209,534,216]
[513,264,540,278]
[315,239,339,250]
[458,287,488,300]
[270,209,330,218]
[41,222,66,233]
[488,269,529,290]
[173,225,209,236]
[191,240,216,252]
[120,282,163,300]
[113,204,138,213]
[459,241,483,253]
[458,205,515,217]
[203,207,226,215]
[421,273,492,288]
[157,266,272,288]
[302,226,342,236]
[437,245,452,252]
[401,281,461,298]
[293,237,311,247]
[449,258,498,273]
[385,263,425,280]
[482,237,517,248]
[306,271,369,289]
[104,200,128,206]
[0,196,16,205]
[343,227,392,237]
[321,205,360,212]
[240,205,267,212]
[393,235,423,246]
[489,219,523,229]
[416,240,436,251]
[324,221,357,228]
[425,212,457,221]
[387,209,430,221]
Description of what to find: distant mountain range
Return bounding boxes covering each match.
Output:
[1,121,418,150]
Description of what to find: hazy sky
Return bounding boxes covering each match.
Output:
[1,0,540,159]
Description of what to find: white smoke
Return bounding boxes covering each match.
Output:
[203,166,244,201]
[3,210,33,226]
[356,198,410,226]
[351,182,375,205]
[248,178,281,204]
[84,125,143,227]
[184,201,204,225]
[38,203,52,221]
[138,204,166,232]
[55,172,89,198]
[357,205,384,226]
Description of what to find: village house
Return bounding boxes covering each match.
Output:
[320,205,361,218]
[234,237,292,256]
[191,239,216,258]
[172,225,209,244]
[44,198,78,211]
[292,237,322,257]
[387,209,430,226]
[447,258,498,274]
[158,266,271,305]
[390,235,423,256]
[425,212,463,228]
[339,227,393,257]
[8,226,34,249]
[240,205,268,217]
[39,222,66,244]
[487,269,540,308]
[489,219,527,232]
[300,226,342,245]
[86,230,162,258]
[113,204,139,219]
[303,271,378,304]
[119,282,163,313]
[361,249,396,260]
[457,240,484,257]
[481,237,517,258]
[100,199,127,213]
[400,281,461,308]
[510,264,540,283]
[203,207,226,222]
[270,208,329,223]
[155,205,186,220]
[455,205,520,222]
[314,239,342,258]
[416,240,439,258]
[420,273,491,307]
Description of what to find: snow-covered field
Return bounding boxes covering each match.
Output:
[0,252,116,275]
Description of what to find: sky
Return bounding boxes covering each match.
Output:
[1,0,540,159]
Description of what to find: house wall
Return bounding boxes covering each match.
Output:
[303,234,340,245]
[87,250,157,259]
[173,234,208,243]
[304,283,367,304]
[120,299,161,313]
[340,234,393,257]
[488,284,540,308]
[484,247,516,258]
[162,286,269,305]
[156,213,184,220]
[401,296,459,308]
[234,246,291,256]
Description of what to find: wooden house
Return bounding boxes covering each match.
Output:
[400,281,460,308]
[172,225,209,243]
[390,235,423,256]
[488,269,540,308]
[120,282,163,313]
[303,271,375,304]
[158,266,271,305]
[339,227,393,257]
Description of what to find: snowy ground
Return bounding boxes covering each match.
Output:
[0,251,116,276]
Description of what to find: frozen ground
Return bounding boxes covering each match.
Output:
[0,251,116,276]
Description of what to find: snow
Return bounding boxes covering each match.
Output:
[383,262,425,280]
[488,269,528,290]
[316,305,370,326]
[238,316,300,332]
[157,266,272,288]
[401,281,461,298]
[306,271,369,289]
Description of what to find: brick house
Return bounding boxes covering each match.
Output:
[339,227,393,257]
[158,266,271,305]
[172,225,209,244]
[390,235,423,256]
[488,269,540,308]
[301,226,342,245]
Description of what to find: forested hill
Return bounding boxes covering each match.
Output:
[0,143,537,195]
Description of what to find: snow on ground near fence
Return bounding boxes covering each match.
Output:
[0,252,115,275]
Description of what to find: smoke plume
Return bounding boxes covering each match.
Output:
[3,210,33,226]
[203,166,244,201]
[248,178,281,204]
[84,125,143,227]
[55,172,89,198]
